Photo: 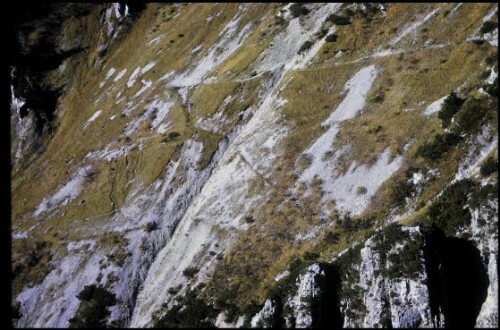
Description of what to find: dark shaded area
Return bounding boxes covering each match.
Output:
[311,263,343,328]
[441,236,489,328]
[8,4,92,137]
[423,226,489,328]
[269,295,286,328]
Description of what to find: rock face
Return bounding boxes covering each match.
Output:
[249,214,497,328]
[10,3,498,328]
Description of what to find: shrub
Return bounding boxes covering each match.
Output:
[183,267,199,279]
[416,132,462,161]
[162,131,180,143]
[297,40,313,54]
[325,33,338,42]
[69,285,117,328]
[303,251,319,261]
[244,215,255,223]
[452,96,493,133]
[356,186,368,195]
[325,13,351,25]
[480,20,498,34]
[144,221,158,233]
[153,288,218,327]
[366,91,384,104]
[324,231,340,245]
[469,182,498,209]
[385,238,423,280]
[437,92,464,128]
[168,285,182,295]
[389,178,415,208]
[315,28,329,39]
[483,77,498,96]
[289,3,310,17]
[480,157,498,177]
[485,52,497,65]
[428,179,476,236]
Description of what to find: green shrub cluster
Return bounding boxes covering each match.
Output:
[289,4,310,17]
[182,266,199,279]
[385,238,423,280]
[144,221,158,233]
[481,20,498,34]
[483,77,498,96]
[428,179,476,236]
[162,131,180,143]
[69,285,117,328]
[453,96,493,133]
[153,286,218,327]
[438,92,464,128]
[416,132,462,160]
[325,33,338,42]
[480,157,498,177]
[297,40,313,54]
[325,14,351,25]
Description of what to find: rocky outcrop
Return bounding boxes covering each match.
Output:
[249,213,497,328]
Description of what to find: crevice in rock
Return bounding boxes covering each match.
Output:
[311,263,343,328]
[423,226,489,328]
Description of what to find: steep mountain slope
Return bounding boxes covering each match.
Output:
[10,3,498,328]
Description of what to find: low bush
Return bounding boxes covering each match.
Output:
[416,132,462,161]
[297,40,313,54]
[356,186,367,195]
[481,20,498,34]
[480,157,498,177]
[289,4,310,17]
[144,221,158,233]
[428,179,476,236]
[69,285,117,328]
[325,33,338,42]
[153,287,218,327]
[315,28,329,39]
[483,77,498,96]
[162,131,180,143]
[452,96,493,134]
[325,13,351,25]
[437,92,464,128]
[183,266,199,279]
